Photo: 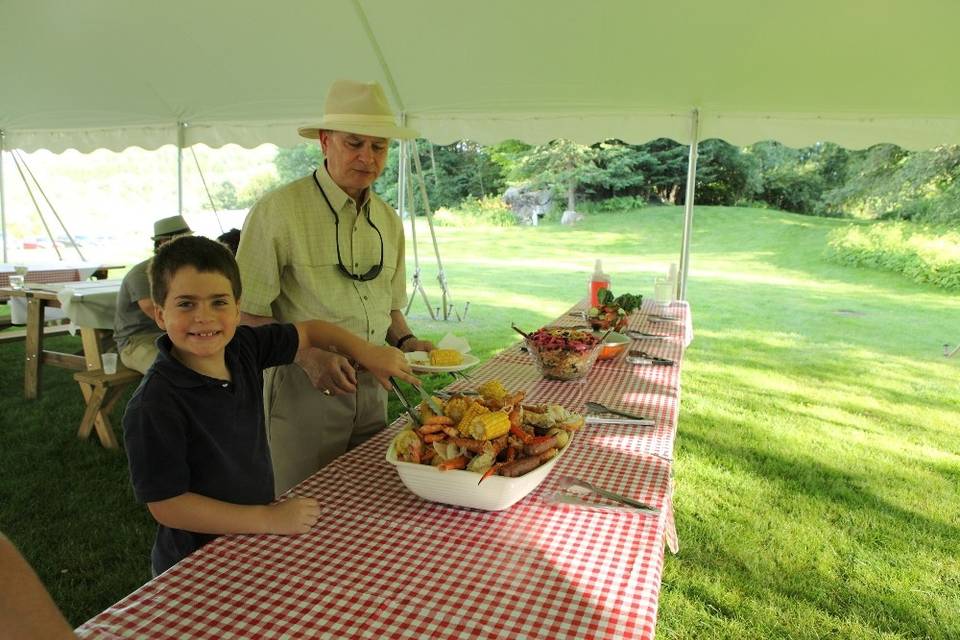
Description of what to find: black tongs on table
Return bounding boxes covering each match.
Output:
[627,350,674,366]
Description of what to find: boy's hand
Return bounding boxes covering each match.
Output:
[295,348,358,395]
[359,344,420,389]
[267,497,321,535]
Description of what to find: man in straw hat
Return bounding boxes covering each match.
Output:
[237,79,435,494]
[113,214,192,373]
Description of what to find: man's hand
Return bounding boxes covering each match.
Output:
[402,338,437,353]
[295,348,358,395]
[265,497,321,535]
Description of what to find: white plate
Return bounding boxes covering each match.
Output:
[404,352,480,373]
[386,436,571,511]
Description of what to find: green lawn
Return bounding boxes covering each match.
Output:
[1,206,958,638]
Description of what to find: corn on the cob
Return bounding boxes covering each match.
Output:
[456,401,489,436]
[429,349,463,366]
[443,396,471,423]
[478,379,508,403]
[469,410,511,441]
[418,397,443,421]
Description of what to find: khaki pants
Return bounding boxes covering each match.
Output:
[265,364,387,495]
[119,332,163,374]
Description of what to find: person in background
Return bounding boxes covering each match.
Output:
[216,228,241,256]
[236,79,435,494]
[123,236,418,575]
[0,532,77,639]
[113,215,192,374]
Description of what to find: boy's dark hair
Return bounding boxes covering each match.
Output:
[149,236,242,305]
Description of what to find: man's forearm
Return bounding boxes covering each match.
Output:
[240,311,276,327]
[387,309,414,346]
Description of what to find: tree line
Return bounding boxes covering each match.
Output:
[214,138,960,225]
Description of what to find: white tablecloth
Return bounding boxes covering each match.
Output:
[8,280,121,329]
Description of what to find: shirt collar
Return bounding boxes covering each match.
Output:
[152,334,237,389]
[316,162,370,213]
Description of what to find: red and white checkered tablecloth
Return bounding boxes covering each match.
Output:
[76,301,693,640]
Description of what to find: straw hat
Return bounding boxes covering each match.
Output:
[298,79,417,141]
[152,215,192,240]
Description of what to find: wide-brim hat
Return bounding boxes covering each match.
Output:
[298,79,418,141]
[152,215,192,240]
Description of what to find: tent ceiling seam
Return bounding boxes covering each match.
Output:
[351,0,405,112]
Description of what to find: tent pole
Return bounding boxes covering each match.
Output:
[177,122,186,214]
[10,151,62,260]
[677,109,700,301]
[0,130,7,262]
[15,151,86,261]
[409,139,467,321]
[400,136,436,320]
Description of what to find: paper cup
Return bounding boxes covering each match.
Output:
[101,353,118,375]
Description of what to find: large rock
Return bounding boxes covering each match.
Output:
[503,185,553,225]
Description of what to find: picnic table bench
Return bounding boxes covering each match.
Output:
[1,279,134,448]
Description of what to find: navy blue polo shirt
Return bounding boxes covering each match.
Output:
[123,323,299,575]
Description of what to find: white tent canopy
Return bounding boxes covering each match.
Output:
[2,0,960,152]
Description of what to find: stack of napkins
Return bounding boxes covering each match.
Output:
[437,333,471,354]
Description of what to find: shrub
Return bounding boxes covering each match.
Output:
[579,196,646,213]
[431,196,517,227]
[819,145,960,223]
[826,222,960,290]
[759,169,825,214]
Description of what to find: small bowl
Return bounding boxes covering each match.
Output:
[597,331,630,360]
[525,337,602,381]
[386,437,571,511]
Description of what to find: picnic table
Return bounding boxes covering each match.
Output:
[1,279,122,399]
[76,299,693,639]
[0,262,119,307]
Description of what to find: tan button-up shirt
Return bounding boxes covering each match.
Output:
[236,166,407,344]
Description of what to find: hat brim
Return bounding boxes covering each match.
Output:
[152,228,192,241]
[298,120,418,141]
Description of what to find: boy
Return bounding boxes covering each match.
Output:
[123,236,419,575]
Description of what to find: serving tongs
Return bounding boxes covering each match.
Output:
[624,329,668,341]
[446,369,479,393]
[553,475,660,514]
[388,377,422,427]
[413,384,444,415]
[583,401,656,426]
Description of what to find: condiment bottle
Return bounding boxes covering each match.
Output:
[589,259,611,307]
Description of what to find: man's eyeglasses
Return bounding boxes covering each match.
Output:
[314,172,384,282]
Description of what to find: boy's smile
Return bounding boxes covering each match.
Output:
[155,266,240,376]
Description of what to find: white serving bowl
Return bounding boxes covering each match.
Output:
[386,439,570,511]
